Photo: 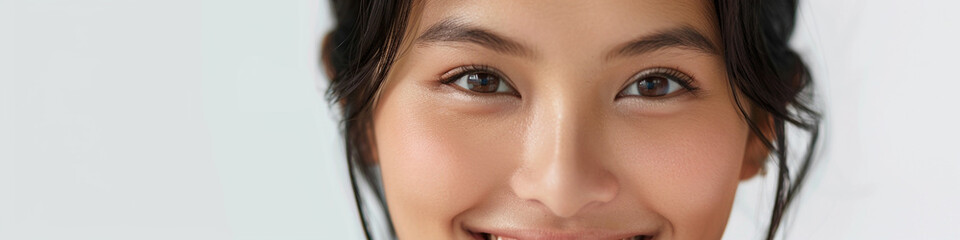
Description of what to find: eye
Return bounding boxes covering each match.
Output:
[618,67,697,98]
[442,66,517,95]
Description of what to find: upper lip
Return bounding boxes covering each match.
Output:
[465,225,655,240]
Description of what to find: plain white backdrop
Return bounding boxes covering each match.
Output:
[1,0,958,239]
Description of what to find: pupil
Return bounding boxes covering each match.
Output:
[638,77,669,96]
[467,73,499,93]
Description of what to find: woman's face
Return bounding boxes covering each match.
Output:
[372,0,763,239]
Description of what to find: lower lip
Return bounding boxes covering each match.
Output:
[467,229,653,240]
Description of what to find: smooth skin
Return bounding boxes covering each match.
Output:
[369,0,769,239]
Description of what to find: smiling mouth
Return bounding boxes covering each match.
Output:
[471,231,654,240]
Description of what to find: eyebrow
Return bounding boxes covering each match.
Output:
[609,26,720,59]
[415,18,719,59]
[415,18,533,57]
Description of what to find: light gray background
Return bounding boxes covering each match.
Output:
[1,0,958,239]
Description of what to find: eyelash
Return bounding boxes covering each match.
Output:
[439,64,520,96]
[439,65,503,84]
[439,65,700,97]
[617,67,701,98]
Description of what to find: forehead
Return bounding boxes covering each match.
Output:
[406,0,719,55]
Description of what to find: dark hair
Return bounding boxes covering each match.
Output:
[322,0,821,239]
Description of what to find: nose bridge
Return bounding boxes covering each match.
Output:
[510,86,619,218]
[540,95,581,164]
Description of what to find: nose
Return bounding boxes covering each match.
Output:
[509,96,620,218]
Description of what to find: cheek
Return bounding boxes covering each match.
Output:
[612,106,749,238]
[373,84,520,238]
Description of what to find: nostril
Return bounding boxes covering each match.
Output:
[509,163,620,218]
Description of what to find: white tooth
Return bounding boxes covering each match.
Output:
[487,234,519,240]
